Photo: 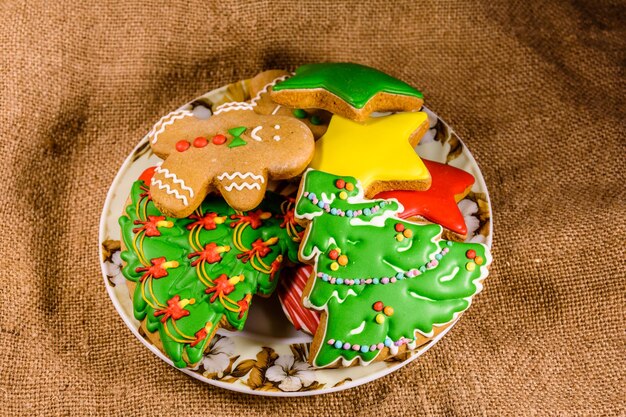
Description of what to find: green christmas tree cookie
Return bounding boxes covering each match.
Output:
[295,169,491,368]
[119,170,302,367]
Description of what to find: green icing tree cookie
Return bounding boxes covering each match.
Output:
[119,171,302,368]
[295,169,491,368]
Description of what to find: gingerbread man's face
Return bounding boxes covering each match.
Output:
[148,110,314,218]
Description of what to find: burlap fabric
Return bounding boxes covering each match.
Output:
[1,1,624,415]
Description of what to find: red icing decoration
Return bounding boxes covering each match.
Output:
[135,257,171,282]
[376,159,475,235]
[212,134,227,145]
[138,167,156,184]
[237,295,251,319]
[269,256,282,281]
[328,249,339,260]
[175,140,190,152]
[193,137,208,148]
[277,265,321,334]
[394,223,405,233]
[466,249,476,259]
[230,209,270,229]
[154,295,190,323]
[205,274,235,303]
[335,179,346,189]
[188,242,224,266]
[373,301,384,312]
[237,238,273,263]
[190,326,208,347]
[133,215,166,237]
[186,212,222,231]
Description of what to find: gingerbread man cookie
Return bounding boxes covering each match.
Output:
[215,70,331,139]
[148,109,314,218]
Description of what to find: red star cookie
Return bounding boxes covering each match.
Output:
[375,159,475,237]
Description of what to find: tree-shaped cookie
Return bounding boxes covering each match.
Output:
[119,169,303,367]
[148,108,314,218]
[294,169,491,368]
[271,63,424,122]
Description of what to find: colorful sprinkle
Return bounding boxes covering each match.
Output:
[466,262,476,271]
[352,345,360,351]
[335,179,346,189]
[360,345,369,353]
[327,339,335,345]
[334,340,342,349]
[395,233,404,242]
[377,343,384,350]
[403,229,413,238]
[373,301,384,311]
[466,249,476,259]
[383,306,394,316]
[337,254,348,266]
[310,114,322,125]
[339,191,348,200]
[394,223,405,232]
[475,256,484,265]
[193,137,208,148]
[328,249,339,260]
[293,109,308,119]
[345,182,354,191]
[175,140,190,152]
[343,342,351,350]
[330,262,339,271]
[375,314,385,324]
[212,134,227,145]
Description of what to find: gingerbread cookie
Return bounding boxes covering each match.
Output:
[148,109,314,218]
[271,63,424,122]
[119,168,303,368]
[278,264,321,335]
[239,70,331,139]
[308,112,431,198]
[294,169,491,368]
[376,159,475,240]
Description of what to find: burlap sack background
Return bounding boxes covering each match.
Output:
[1,0,623,415]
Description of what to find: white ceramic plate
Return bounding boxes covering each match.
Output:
[99,79,492,396]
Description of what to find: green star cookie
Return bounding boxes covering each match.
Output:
[271,63,424,122]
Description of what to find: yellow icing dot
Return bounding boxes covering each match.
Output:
[375,313,385,324]
[466,262,476,271]
[339,191,348,200]
[475,256,484,265]
[383,306,394,316]
[395,233,404,242]
[403,229,413,238]
[330,262,339,271]
[338,255,349,266]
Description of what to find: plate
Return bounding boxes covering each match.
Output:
[99,77,492,396]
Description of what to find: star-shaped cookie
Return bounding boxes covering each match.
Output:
[308,112,431,197]
[271,63,424,122]
[376,159,475,239]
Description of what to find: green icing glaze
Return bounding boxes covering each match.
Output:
[119,176,302,368]
[295,170,491,368]
[273,63,423,109]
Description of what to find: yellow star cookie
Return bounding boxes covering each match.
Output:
[308,112,431,197]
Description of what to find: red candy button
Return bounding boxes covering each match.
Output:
[394,223,405,232]
[373,301,384,312]
[212,134,227,145]
[466,249,476,259]
[328,249,339,260]
[335,179,346,189]
[176,140,190,152]
[193,137,208,148]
